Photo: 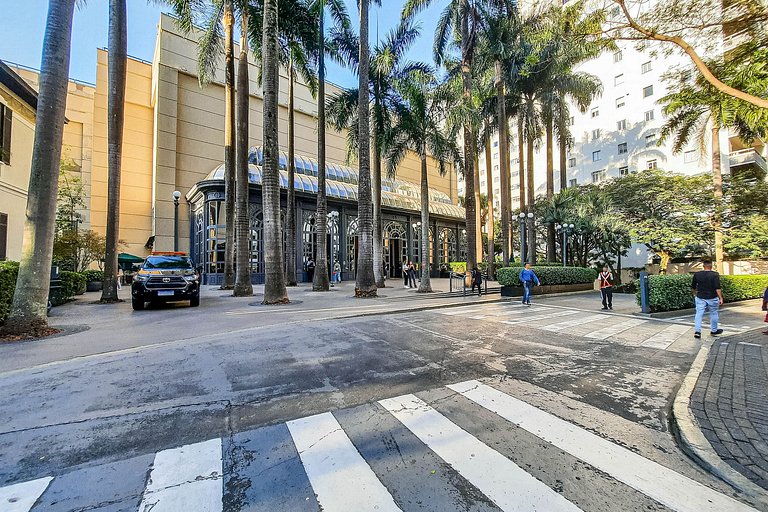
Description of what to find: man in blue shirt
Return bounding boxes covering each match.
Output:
[519,263,540,305]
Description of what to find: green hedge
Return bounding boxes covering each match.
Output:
[635,274,768,312]
[497,266,597,287]
[0,261,20,324]
[448,262,466,273]
[52,271,87,306]
[82,269,104,282]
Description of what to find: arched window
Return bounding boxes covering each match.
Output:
[412,224,434,268]
[439,227,457,264]
[346,216,359,273]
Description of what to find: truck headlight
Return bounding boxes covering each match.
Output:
[183,275,198,282]
[134,274,149,282]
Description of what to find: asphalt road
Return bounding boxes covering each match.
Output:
[1,286,766,511]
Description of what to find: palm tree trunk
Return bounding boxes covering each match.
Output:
[526,134,536,265]
[4,0,76,334]
[558,99,567,191]
[418,155,432,293]
[372,99,385,287]
[461,2,477,270]
[355,0,376,297]
[496,62,509,267]
[517,118,525,210]
[261,0,288,303]
[545,115,556,262]
[313,4,329,291]
[234,12,253,297]
[473,138,482,264]
[484,132,495,277]
[222,0,236,289]
[710,123,725,274]
[101,0,127,303]
[286,62,297,286]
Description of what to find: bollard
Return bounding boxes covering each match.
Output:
[639,271,650,313]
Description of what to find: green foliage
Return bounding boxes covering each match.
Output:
[53,229,107,272]
[82,270,104,282]
[448,262,467,273]
[0,261,20,324]
[635,274,768,312]
[497,266,597,287]
[53,271,87,306]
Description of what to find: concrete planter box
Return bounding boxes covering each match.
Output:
[86,281,103,292]
[500,283,594,297]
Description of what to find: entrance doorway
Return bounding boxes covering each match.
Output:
[382,221,408,279]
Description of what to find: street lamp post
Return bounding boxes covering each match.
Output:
[328,211,339,286]
[172,190,181,252]
[517,212,526,263]
[555,223,575,267]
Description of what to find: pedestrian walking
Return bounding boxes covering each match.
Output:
[471,266,482,296]
[305,256,315,283]
[408,261,417,288]
[333,260,342,283]
[402,258,410,288]
[692,259,724,339]
[598,265,614,310]
[519,263,540,305]
[761,286,768,335]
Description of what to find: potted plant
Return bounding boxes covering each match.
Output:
[83,269,104,292]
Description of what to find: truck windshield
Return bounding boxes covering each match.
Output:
[143,256,194,270]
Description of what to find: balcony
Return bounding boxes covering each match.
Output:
[729,148,767,174]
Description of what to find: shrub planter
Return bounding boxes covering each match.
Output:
[86,280,103,292]
[501,283,594,297]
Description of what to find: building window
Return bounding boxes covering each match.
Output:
[480,180,486,188]
[569,116,575,125]
[617,119,627,131]
[645,133,657,147]
[645,110,655,121]
[619,166,629,176]
[0,212,6,260]
[616,96,625,108]
[618,142,628,154]
[591,107,599,118]
[614,50,623,62]
[568,157,576,168]
[569,178,578,187]
[0,105,11,165]
[493,176,500,183]
[641,61,652,73]
[493,164,499,171]
[592,129,601,140]
[684,150,698,163]
[493,140,499,147]
[493,152,499,160]
[592,150,601,162]
[592,169,607,183]
[647,159,658,170]
[511,158,519,165]
[614,74,624,86]
[643,85,654,98]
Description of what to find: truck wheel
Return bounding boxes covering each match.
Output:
[132,298,145,310]
[190,295,200,307]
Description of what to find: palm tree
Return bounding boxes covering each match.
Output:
[99,0,128,303]
[261,0,289,303]
[4,0,77,335]
[403,0,484,270]
[659,60,767,273]
[354,0,378,297]
[387,71,458,292]
[169,0,237,289]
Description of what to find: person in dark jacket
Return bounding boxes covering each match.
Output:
[471,266,482,296]
[305,257,315,283]
[691,260,723,339]
[598,266,614,310]
[519,263,540,305]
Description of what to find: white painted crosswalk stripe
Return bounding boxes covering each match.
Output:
[379,394,583,512]
[138,438,223,512]
[539,314,607,332]
[641,324,691,350]
[0,477,52,512]
[449,380,759,512]
[438,307,487,316]
[584,318,647,340]
[287,412,402,512]
[501,309,578,325]
[470,307,548,319]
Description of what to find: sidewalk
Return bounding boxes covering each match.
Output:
[678,327,768,496]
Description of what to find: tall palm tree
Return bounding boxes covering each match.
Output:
[355,0,378,297]
[403,0,484,270]
[314,0,330,291]
[261,0,289,303]
[100,0,127,303]
[169,0,237,289]
[387,71,458,292]
[4,0,77,335]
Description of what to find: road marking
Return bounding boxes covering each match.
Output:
[501,310,578,325]
[287,412,401,512]
[0,477,52,512]
[449,380,758,512]
[439,307,487,316]
[640,324,691,350]
[739,342,762,347]
[379,394,583,512]
[138,438,223,512]
[470,307,548,319]
[584,318,647,340]
[539,314,607,332]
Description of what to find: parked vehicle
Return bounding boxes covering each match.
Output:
[131,252,200,310]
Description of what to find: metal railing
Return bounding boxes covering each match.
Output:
[448,271,489,296]
[729,148,767,172]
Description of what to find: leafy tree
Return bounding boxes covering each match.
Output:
[53,230,108,273]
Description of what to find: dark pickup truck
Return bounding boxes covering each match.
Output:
[131,252,200,310]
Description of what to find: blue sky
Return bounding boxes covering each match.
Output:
[0,0,444,89]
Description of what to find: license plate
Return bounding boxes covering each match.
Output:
[157,290,175,296]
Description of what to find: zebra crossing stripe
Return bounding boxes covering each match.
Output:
[470,307,548,319]
[0,477,52,512]
[584,319,647,340]
[641,324,691,350]
[449,380,759,512]
[501,310,578,325]
[539,314,607,332]
[438,307,487,316]
[287,412,402,512]
[138,438,223,512]
[379,394,583,512]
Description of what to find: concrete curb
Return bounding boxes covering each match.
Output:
[671,338,768,506]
